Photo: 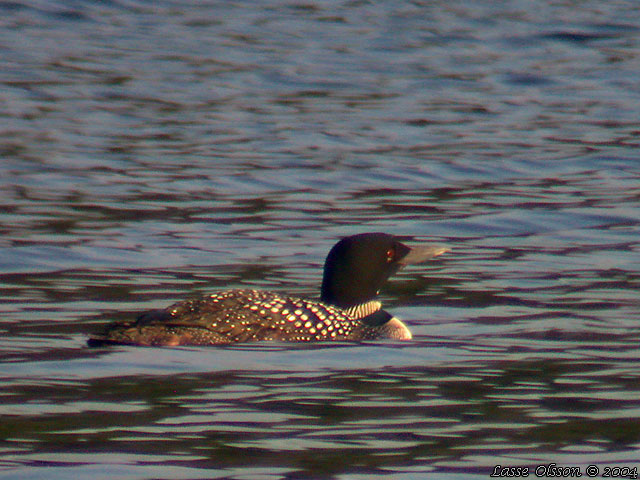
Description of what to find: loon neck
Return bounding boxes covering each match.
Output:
[320,277,381,309]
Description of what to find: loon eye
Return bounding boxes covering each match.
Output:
[386,248,395,262]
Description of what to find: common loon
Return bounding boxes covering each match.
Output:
[88,233,448,346]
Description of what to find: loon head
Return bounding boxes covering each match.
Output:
[320,232,448,309]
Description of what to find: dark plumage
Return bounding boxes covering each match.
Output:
[88,233,448,346]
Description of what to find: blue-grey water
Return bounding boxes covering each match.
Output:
[1,1,639,479]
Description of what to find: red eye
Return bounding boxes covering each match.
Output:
[386,248,395,262]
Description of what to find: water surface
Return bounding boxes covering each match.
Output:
[1,1,639,479]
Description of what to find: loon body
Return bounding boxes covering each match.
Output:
[89,233,448,346]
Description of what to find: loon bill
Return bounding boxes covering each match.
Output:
[88,232,448,346]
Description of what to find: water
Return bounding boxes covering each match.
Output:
[1,0,640,478]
